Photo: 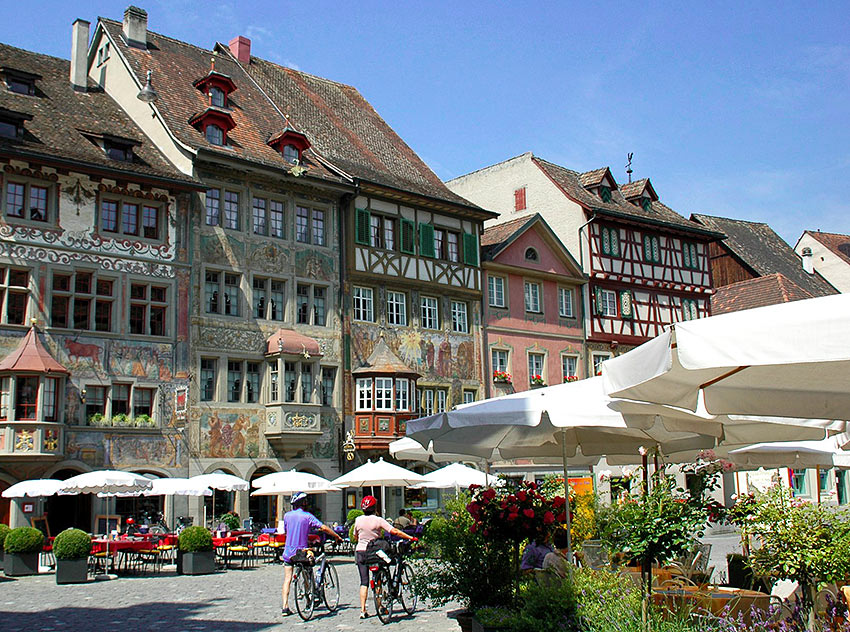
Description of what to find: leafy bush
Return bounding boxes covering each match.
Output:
[474,606,517,629]
[347,509,364,543]
[53,528,92,560]
[88,413,104,426]
[411,493,514,610]
[112,413,129,427]
[4,526,44,554]
[511,579,578,632]
[178,525,213,552]
[134,414,152,427]
[217,511,240,531]
[0,523,10,550]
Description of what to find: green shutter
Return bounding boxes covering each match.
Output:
[619,290,634,319]
[400,218,415,254]
[419,222,435,258]
[594,287,604,316]
[355,209,370,245]
[462,233,479,267]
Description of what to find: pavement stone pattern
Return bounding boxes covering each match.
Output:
[0,555,459,632]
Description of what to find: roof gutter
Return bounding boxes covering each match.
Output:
[593,207,724,240]
[355,178,498,220]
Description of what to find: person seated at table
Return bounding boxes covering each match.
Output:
[125,517,138,536]
[520,529,554,574]
[542,528,571,578]
[280,492,342,617]
[394,508,414,529]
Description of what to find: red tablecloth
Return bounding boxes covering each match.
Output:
[91,539,153,554]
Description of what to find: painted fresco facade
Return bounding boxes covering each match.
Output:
[347,192,489,454]
[481,215,586,397]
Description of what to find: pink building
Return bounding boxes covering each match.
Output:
[481,214,586,397]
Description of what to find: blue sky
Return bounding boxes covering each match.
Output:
[3,1,849,244]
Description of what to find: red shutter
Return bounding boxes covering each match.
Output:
[514,187,526,211]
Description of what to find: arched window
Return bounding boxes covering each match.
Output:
[205,124,224,146]
[525,247,538,262]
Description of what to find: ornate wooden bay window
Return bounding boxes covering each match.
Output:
[352,337,420,452]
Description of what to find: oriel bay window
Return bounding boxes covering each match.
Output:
[0,375,62,422]
[50,270,113,332]
[267,358,323,404]
[321,368,335,406]
[355,377,414,413]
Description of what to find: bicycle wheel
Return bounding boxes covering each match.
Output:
[399,563,417,615]
[373,567,394,624]
[294,567,316,621]
[322,563,340,612]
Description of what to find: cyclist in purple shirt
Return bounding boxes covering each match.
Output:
[281,492,342,616]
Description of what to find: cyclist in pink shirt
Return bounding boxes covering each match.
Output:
[353,495,416,619]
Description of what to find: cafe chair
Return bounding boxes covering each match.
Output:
[88,551,113,575]
[227,543,252,569]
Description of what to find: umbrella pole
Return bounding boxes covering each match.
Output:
[816,467,821,505]
[560,428,573,568]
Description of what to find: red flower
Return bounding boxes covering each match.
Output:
[482,488,497,502]
[499,500,507,509]
[527,482,537,490]
[523,508,535,519]
[543,511,555,525]
[469,484,482,491]
[552,496,566,509]
[507,495,516,503]
[517,491,527,502]
[556,511,567,523]
[507,513,518,522]
[469,523,478,534]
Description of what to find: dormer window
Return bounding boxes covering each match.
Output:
[209,86,225,108]
[599,186,612,203]
[1,68,39,96]
[0,108,32,140]
[268,128,311,165]
[190,109,236,147]
[0,119,18,139]
[79,131,138,162]
[282,144,299,164]
[641,197,652,212]
[206,124,224,145]
[105,140,133,162]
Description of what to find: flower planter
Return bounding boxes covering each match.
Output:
[178,550,215,575]
[4,552,39,577]
[56,558,88,584]
[448,609,475,632]
[472,617,510,632]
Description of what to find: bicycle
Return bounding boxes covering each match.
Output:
[290,545,340,621]
[369,539,418,624]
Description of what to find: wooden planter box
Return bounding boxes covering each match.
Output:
[448,609,475,632]
[4,552,39,576]
[56,558,88,584]
[178,550,215,575]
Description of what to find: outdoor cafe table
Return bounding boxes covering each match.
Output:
[652,585,771,622]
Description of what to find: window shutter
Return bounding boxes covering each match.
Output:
[355,209,370,245]
[594,287,604,316]
[462,233,479,266]
[400,218,415,254]
[619,290,634,319]
[419,223,435,258]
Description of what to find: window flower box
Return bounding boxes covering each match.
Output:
[530,374,545,387]
[492,371,512,384]
[564,375,579,383]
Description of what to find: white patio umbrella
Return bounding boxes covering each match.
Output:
[413,462,502,494]
[143,478,213,497]
[388,437,474,463]
[59,470,153,574]
[602,294,850,419]
[190,473,249,528]
[331,458,425,516]
[250,470,340,496]
[2,479,66,498]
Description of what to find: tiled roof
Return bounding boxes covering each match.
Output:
[241,55,480,209]
[481,215,533,247]
[265,329,321,357]
[804,230,850,267]
[692,215,836,297]
[0,42,194,186]
[353,338,419,376]
[619,178,658,201]
[711,273,814,314]
[532,157,718,237]
[579,167,612,188]
[0,327,69,374]
[99,20,343,185]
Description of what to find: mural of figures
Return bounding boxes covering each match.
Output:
[456,341,475,380]
[294,250,334,282]
[107,434,182,469]
[109,341,173,381]
[437,339,452,377]
[200,411,263,459]
[64,432,107,467]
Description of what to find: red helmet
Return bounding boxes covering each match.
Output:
[126,518,134,525]
[361,495,377,510]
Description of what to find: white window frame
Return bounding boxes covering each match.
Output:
[420,296,439,330]
[435,389,447,413]
[592,353,612,376]
[450,301,468,333]
[421,388,435,416]
[491,349,508,373]
[462,389,476,404]
[356,377,373,411]
[488,275,505,308]
[558,287,574,318]
[524,281,541,313]
[600,289,617,317]
[528,353,545,384]
[375,377,393,411]
[395,378,410,412]
[386,290,407,326]
[561,355,578,382]
[353,286,374,322]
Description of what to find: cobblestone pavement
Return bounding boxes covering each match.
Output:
[0,555,460,632]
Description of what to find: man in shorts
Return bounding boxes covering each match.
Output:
[281,492,342,616]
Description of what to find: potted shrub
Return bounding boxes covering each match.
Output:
[88,412,104,427]
[177,525,214,575]
[216,511,240,532]
[4,526,44,576]
[111,413,129,427]
[53,528,91,584]
[0,523,9,572]
[133,414,152,428]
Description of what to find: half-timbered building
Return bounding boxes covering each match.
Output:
[0,38,200,532]
[447,152,722,368]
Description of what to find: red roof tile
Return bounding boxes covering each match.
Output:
[0,327,69,374]
[711,273,814,314]
[266,329,322,357]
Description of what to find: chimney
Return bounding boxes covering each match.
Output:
[229,36,251,64]
[801,247,814,274]
[70,19,90,92]
[123,6,148,49]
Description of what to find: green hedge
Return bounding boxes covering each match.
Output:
[53,528,92,560]
[0,524,10,550]
[4,526,44,554]
[178,526,213,552]
[347,509,364,543]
